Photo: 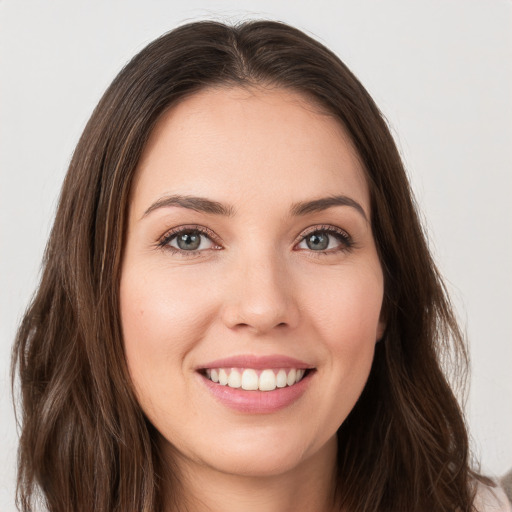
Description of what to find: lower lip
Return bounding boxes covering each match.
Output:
[199,371,313,414]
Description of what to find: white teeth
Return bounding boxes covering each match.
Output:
[241,369,259,390]
[227,369,241,388]
[259,369,276,391]
[204,367,308,391]
[276,369,287,388]
[218,369,228,386]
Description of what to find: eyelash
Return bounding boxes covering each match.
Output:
[157,225,221,257]
[157,224,354,257]
[298,225,354,256]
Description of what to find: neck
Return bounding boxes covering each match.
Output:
[163,436,340,512]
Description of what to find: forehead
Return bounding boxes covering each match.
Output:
[131,86,369,217]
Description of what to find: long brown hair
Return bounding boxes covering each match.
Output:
[12,20,477,511]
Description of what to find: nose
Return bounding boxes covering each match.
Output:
[220,251,301,335]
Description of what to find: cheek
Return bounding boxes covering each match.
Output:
[303,264,383,341]
[119,266,213,390]
[300,264,383,382]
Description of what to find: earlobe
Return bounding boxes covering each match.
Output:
[375,298,387,342]
[376,319,386,343]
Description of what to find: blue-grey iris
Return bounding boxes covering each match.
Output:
[306,232,329,250]
[177,231,201,250]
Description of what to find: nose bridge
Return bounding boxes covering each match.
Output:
[222,244,299,333]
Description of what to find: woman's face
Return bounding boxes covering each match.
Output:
[120,86,385,479]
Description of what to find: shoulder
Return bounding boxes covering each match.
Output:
[474,481,512,512]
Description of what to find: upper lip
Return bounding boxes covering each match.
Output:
[197,354,313,370]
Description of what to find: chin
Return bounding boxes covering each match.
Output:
[201,447,310,478]
[161,424,336,480]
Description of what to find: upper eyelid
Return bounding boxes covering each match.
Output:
[159,224,221,245]
[298,224,349,237]
[296,225,351,244]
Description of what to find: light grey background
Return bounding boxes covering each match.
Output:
[1,1,511,510]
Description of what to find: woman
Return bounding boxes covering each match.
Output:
[11,20,508,512]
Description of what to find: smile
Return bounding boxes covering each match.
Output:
[204,368,307,391]
[197,355,315,413]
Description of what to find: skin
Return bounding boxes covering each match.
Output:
[120,86,385,512]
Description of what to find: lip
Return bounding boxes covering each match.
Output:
[196,354,315,414]
[197,354,313,371]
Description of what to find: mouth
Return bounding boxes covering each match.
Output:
[196,356,316,413]
[199,367,311,392]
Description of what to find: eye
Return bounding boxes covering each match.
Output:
[159,226,220,255]
[296,226,352,253]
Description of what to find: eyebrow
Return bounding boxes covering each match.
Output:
[290,195,368,221]
[142,194,368,221]
[143,194,236,218]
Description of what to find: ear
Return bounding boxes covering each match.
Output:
[376,314,386,342]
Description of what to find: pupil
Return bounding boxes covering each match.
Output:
[177,232,201,250]
[307,233,328,250]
